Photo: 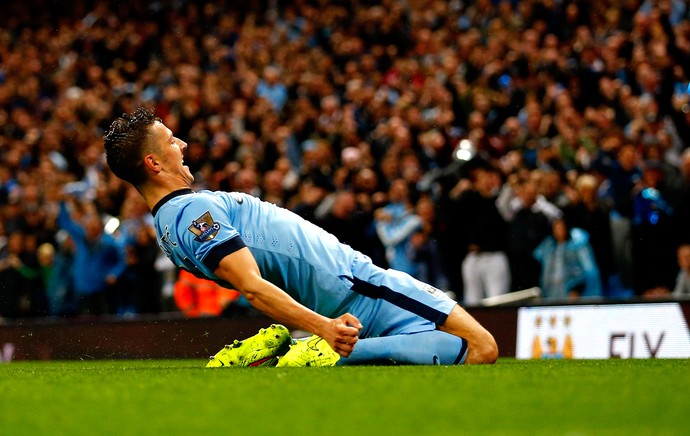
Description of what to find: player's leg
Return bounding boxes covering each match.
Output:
[349,252,497,364]
[437,304,498,364]
[339,330,467,365]
[346,291,471,366]
[350,266,457,329]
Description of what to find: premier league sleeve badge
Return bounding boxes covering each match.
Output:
[189,211,221,242]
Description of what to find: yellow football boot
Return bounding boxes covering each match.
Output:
[206,324,292,368]
[276,334,340,367]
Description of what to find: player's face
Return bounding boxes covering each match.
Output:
[150,121,194,185]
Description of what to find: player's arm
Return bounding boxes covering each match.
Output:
[213,247,362,357]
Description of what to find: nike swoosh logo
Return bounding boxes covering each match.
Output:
[248,356,274,367]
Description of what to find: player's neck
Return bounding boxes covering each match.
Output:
[139,179,191,212]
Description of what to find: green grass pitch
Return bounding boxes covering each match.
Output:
[1,358,688,435]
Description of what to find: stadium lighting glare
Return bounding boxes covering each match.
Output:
[454,139,476,162]
[104,217,120,235]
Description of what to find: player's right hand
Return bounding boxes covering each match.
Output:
[327,313,362,357]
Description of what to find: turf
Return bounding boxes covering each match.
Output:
[1,359,688,435]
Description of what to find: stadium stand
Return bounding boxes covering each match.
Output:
[1,0,689,320]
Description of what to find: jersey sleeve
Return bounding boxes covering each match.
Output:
[177,192,246,274]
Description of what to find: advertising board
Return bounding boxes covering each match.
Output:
[516,303,690,359]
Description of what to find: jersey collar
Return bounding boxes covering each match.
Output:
[151,188,194,216]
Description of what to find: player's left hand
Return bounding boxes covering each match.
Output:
[326,313,362,357]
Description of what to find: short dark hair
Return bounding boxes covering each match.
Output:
[104,107,159,187]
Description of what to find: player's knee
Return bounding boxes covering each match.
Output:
[479,334,498,364]
[468,333,498,364]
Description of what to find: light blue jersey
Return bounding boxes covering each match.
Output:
[154,188,360,318]
[152,189,466,364]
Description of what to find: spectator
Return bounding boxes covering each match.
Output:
[595,142,642,292]
[563,174,616,296]
[673,244,690,297]
[498,172,562,292]
[261,169,288,208]
[669,148,690,244]
[632,163,676,296]
[57,199,126,315]
[317,189,381,260]
[0,232,48,317]
[536,169,572,210]
[173,269,240,318]
[34,242,57,315]
[0,233,22,318]
[256,65,289,113]
[409,195,450,293]
[374,179,422,276]
[451,165,511,305]
[533,218,603,300]
[44,233,77,316]
[114,190,163,314]
[289,175,333,225]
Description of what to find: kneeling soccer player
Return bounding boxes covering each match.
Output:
[104,108,498,366]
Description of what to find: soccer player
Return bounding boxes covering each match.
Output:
[103,107,498,366]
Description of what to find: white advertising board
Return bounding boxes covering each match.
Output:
[516,303,690,359]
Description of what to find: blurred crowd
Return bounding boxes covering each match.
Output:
[1,0,690,320]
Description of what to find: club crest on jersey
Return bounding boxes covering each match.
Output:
[189,211,221,242]
[230,192,244,204]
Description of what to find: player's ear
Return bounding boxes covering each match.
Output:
[143,153,162,173]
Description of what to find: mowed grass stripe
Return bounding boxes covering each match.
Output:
[1,359,688,435]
